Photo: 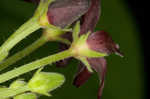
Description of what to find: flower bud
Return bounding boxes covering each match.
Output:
[28,72,65,96]
[9,79,27,89]
[13,93,37,99]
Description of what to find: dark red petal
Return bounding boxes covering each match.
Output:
[87,31,123,56]
[47,0,91,28]
[87,58,107,99]
[73,62,92,87]
[80,0,101,35]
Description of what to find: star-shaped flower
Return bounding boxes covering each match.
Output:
[73,30,123,99]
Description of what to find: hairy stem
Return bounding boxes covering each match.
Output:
[0,17,40,62]
[0,36,48,71]
[0,50,72,83]
[0,0,55,63]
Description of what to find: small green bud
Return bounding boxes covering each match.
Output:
[13,93,37,99]
[10,79,27,89]
[28,72,65,96]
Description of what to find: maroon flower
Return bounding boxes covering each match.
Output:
[54,1,115,99]
[73,31,123,99]
[24,0,91,28]
[56,0,101,66]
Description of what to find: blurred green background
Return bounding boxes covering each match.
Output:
[0,0,145,99]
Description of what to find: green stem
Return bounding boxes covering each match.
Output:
[55,37,71,45]
[0,17,41,62]
[0,36,48,71]
[0,0,55,63]
[0,28,71,71]
[0,50,72,83]
[0,85,29,99]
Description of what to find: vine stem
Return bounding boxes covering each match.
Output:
[0,36,48,71]
[0,0,55,63]
[0,50,72,83]
[0,31,71,71]
[0,17,41,62]
[0,86,30,99]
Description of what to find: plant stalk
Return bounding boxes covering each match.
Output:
[0,17,41,62]
[0,50,72,83]
[0,36,48,71]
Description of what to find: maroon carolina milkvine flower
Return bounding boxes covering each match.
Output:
[54,0,122,99]
[73,31,123,99]
[24,0,91,28]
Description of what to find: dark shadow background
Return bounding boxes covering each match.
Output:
[126,0,147,99]
[0,0,147,99]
